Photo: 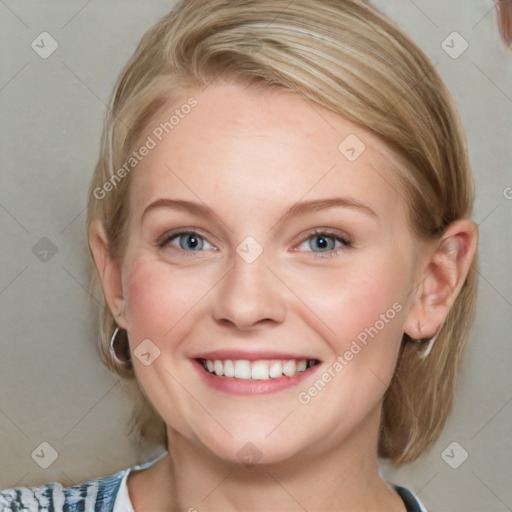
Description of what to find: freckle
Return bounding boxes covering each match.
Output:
[495,0,512,46]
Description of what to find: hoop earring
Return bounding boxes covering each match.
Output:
[110,326,130,366]
[416,330,440,359]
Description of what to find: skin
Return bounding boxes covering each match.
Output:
[90,81,478,511]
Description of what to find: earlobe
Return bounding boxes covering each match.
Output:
[403,219,478,341]
[88,220,127,329]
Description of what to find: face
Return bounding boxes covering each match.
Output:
[114,81,425,465]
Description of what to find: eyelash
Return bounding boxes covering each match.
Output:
[157,228,352,258]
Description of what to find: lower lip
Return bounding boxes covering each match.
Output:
[191,359,322,395]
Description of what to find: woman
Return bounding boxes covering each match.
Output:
[0,1,478,510]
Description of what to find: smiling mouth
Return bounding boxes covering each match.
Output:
[198,358,320,380]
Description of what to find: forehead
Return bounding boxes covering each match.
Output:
[127,82,405,225]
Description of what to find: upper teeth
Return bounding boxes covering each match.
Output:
[202,359,316,380]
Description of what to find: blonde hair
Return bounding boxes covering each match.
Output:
[87,0,478,466]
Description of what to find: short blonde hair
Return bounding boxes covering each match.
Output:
[87,0,478,466]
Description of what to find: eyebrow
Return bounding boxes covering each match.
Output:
[141,196,378,225]
[142,198,215,223]
[276,197,378,223]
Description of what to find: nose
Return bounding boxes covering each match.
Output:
[212,249,287,330]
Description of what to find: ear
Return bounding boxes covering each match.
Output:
[88,219,128,330]
[403,219,478,340]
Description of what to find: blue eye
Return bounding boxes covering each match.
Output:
[158,229,351,258]
[159,231,215,252]
[299,231,351,256]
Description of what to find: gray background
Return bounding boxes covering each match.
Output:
[0,1,511,511]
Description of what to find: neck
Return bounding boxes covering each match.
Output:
[128,407,404,512]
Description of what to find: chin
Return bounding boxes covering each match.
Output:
[196,431,304,468]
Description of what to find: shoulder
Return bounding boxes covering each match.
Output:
[0,452,167,512]
[0,469,126,512]
[394,485,429,512]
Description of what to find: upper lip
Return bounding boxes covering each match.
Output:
[190,349,320,362]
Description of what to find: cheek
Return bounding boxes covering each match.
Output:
[121,257,214,341]
[293,255,409,399]
[290,256,408,349]
[119,257,216,434]
[292,261,408,431]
